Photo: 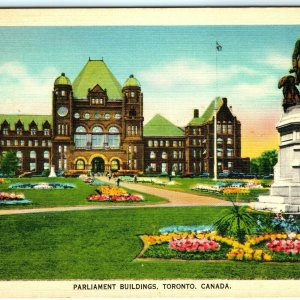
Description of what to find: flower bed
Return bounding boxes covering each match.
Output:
[159,225,213,234]
[0,192,31,205]
[9,182,76,189]
[88,194,143,202]
[223,187,250,194]
[88,185,144,202]
[139,230,300,262]
[0,178,5,184]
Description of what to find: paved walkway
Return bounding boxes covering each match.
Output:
[0,176,233,216]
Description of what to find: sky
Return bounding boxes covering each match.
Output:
[0,25,299,158]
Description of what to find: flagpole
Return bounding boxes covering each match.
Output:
[214,41,221,181]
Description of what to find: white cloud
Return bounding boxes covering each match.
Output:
[139,59,258,91]
[0,62,58,115]
[259,53,291,71]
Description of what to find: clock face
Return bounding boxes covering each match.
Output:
[57,106,68,117]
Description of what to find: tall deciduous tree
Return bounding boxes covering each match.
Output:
[0,151,19,177]
[250,149,278,175]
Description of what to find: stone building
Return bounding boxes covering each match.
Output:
[0,58,249,176]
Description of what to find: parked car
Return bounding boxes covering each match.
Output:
[199,172,210,178]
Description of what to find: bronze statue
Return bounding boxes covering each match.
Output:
[278,75,300,112]
[290,39,300,84]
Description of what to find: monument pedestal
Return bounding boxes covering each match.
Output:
[48,166,57,178]
[251,105,300,213]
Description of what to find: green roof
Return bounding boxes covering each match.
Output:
[144,114,184,137]
[54,73,71,85]
[0,115,52,130]
[188,97,223,126]
[124,75,140,87]
[72,59,122,99]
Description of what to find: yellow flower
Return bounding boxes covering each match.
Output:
[263,253,272,261]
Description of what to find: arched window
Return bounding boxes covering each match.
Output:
[217,138,223,144]
[162,152,168,159]
[75,126,86,133]
[75,126,87,148]
[108,126,120,148]
[150,151,156,159]
[92,126,104,149]
[44,151,50,159]
[30,150,36,159]
[148,140,153,147]
[110,159,120,171]
[75,159,85,170]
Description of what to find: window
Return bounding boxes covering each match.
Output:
[104,113,110,120]
[16,127,22,135]
[166,141,170,147]
[61,90,66,96]
[193,139,197,146]
[227,149,233,157]
[134,146,137,153]
[44,151,50,159]
[20,140,24,146]
[16,151,22,166]
[228,123,233,134]
[114,113,121,120]
[173,150,178,159]
[172,163,178,172]
[2,128,8,135]
[58,145,62,153]
[193,128,197,135]
[48,141,52,147]
[217,121,221,133]
[75,126,87,148]
[173,141,177,147]
[160,140,164,147]
[76,159,85,170]
[108,126,120,148]
[222,122,227,133]
[162,152,168,159]
[161,163,167,173]
[228,162,233,168]
[150,151,156,159]
[30,151,36,159]
[148,140,153,147]
[42,140,46,147]
[227,138,232,145]
[58,124,61,134]
[131,92,135,98]
[84,112,90,119]
[150,163,156,171]
[178,141,182,147]
[154,140,158,147]
[7,140,10,146]
[44,128,50,135]
[193,149,197,158]
[14,140,18,146]
[63,159,67,170]
[110,159,120,171]
[1,140,4,146]
[43,162,50,170]
[28,140,32,146]
[193,162,196,171]
[30,162,36,171]
[133,159,137,170]
[217,148,223,157]
[94,112,100,119]
[217,138,223,145]
[128,145,132,153]
[179,163,182,171]
[179,151,182,159]
[30,127,37,135]
[92,126,104,149]
[74,113,80,119]
[34,140,38,146]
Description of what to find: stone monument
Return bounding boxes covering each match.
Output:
[251,39,300,213]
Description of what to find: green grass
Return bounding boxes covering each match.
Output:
[0,177,167,209]
[0,206,299,280]
[142,177,270,202]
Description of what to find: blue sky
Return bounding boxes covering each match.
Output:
[0,25,299,156]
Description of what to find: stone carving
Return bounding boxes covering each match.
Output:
[290,38,300,84]
[278,75,300,112]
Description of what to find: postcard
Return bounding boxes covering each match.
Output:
[0,7,299,298]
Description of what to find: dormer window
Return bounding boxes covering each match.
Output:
[30,127,37,135]
[131,92,135,97]
[44,128,50,136]
[2,127,8,135]
[16,127,22,135]
[61,90,66,96]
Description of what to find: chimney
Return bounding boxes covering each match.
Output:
[194,109,199,118]
[222,97,227,105]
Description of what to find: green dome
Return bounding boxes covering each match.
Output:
[54,73,71,86]
[123,74,140,88]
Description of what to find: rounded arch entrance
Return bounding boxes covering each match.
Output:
[88,154,108,173]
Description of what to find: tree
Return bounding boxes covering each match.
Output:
[250,149,278,175]
[0,151,19,177]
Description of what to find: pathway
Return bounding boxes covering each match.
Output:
[0,176,234,216]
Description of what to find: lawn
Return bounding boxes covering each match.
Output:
[0,206,299,280]
[0,177,167,209]
[141,177,270,202]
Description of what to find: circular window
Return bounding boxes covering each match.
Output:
[74,112,80,119]
[114,113,121,119]
[57,106,68,117]
[94,112,100,119]
[104,113,111,120]
[84,112,90,120]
